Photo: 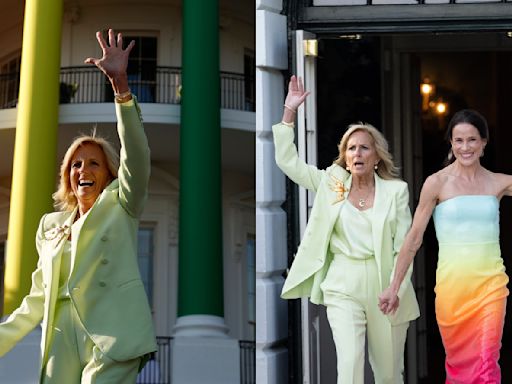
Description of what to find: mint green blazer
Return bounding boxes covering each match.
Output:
[273,123,420,325]
[0,99,157,367]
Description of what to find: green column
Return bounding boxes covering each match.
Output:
[178,0,222,317]
[4,0,62,314]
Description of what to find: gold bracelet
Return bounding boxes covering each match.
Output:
[284,104,296,113]
[281,120,295,128]
[115,90,132,103]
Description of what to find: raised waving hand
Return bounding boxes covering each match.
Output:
[84,28,134,94]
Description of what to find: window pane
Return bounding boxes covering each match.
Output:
[137,228,154,308]
[141,37,157,59]
[106,36,157,102]
[0,55,21,108]
[244,50,255,111]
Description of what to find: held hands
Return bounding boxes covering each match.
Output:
[378,286,400,315]
[84,29,134,94]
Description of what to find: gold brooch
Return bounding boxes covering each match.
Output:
[44,225,70,243]
[329,175,348,204]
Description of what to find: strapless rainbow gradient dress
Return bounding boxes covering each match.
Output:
[433,195,509,383]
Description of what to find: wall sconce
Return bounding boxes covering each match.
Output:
[420,79,435,112]
[435,101,447,115]
[64,1,81,24]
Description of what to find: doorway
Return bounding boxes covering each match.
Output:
[311,31,512,383]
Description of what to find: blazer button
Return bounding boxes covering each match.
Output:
[99,281,107,287]
[101,259,109,265]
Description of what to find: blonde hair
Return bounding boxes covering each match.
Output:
[334,123,399,180]
[53,133,119,211]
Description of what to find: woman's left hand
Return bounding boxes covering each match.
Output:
[84,29,134,93]
[378,287,400,315]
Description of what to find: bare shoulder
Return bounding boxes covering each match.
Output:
[423,170,446,194]
[492,171,512,185]
[490,172,512,197]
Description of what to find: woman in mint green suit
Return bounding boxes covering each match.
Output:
[0,29,156,383]
[274,76,419,384]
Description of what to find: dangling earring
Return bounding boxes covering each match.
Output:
[346,165,350,171]
[480,149,485,158]
[374,163,378,170]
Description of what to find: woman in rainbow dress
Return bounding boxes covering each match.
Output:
[379,109,509,383]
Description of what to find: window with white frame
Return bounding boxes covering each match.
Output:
[104,35,157,103]
[0,54,21,108]
[137,227,155,309]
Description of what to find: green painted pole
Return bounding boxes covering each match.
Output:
[178,0,222,317]
[4,0,62,314]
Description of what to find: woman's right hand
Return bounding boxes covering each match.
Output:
[84,29,134,95]
[281,75,310,124]
[284,75,310,111]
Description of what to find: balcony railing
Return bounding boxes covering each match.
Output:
[136,337,255,384]
[239,340,256,384]
[137,337,172,384]
[0,66,255,112]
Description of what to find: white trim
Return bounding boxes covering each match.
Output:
[0,104,255,132]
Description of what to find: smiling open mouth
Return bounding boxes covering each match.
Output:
[78,180,94,187]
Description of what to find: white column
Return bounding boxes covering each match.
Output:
[256,1,289,383]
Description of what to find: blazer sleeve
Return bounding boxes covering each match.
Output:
[392,182,414,300]
[116,96,151,218]
[272,123,323,192]
[0,216,46,357]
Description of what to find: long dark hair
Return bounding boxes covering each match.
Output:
[444,109,489,165]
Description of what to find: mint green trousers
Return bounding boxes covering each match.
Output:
[41,298,141,384]
[321,257,409,384]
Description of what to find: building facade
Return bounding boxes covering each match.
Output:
[0,1,254,383]
[257,0,512,383]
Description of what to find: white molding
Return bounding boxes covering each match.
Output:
[173,315,230,338]
[0,105,255,132]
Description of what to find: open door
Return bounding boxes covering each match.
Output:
[293,29,325,384]
[293,33,427,384]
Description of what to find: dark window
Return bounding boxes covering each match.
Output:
[0,54,21,108]
[105,36,157,103]
[244,49,255,111]
[137,227,154,308]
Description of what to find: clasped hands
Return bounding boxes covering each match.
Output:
[378,286,400,315]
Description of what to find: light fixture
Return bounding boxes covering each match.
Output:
[507,32,512,38]
[338,34,362,40]
[435,102,447,115]
[420,78,435,111]
[421,83,433,95]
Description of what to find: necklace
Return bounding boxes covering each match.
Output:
[354,186,373,208]
[358,197,369,208]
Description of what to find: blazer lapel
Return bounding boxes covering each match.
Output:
[327,166,352,223]
[48,209,76,291]
[371,175,392,287]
